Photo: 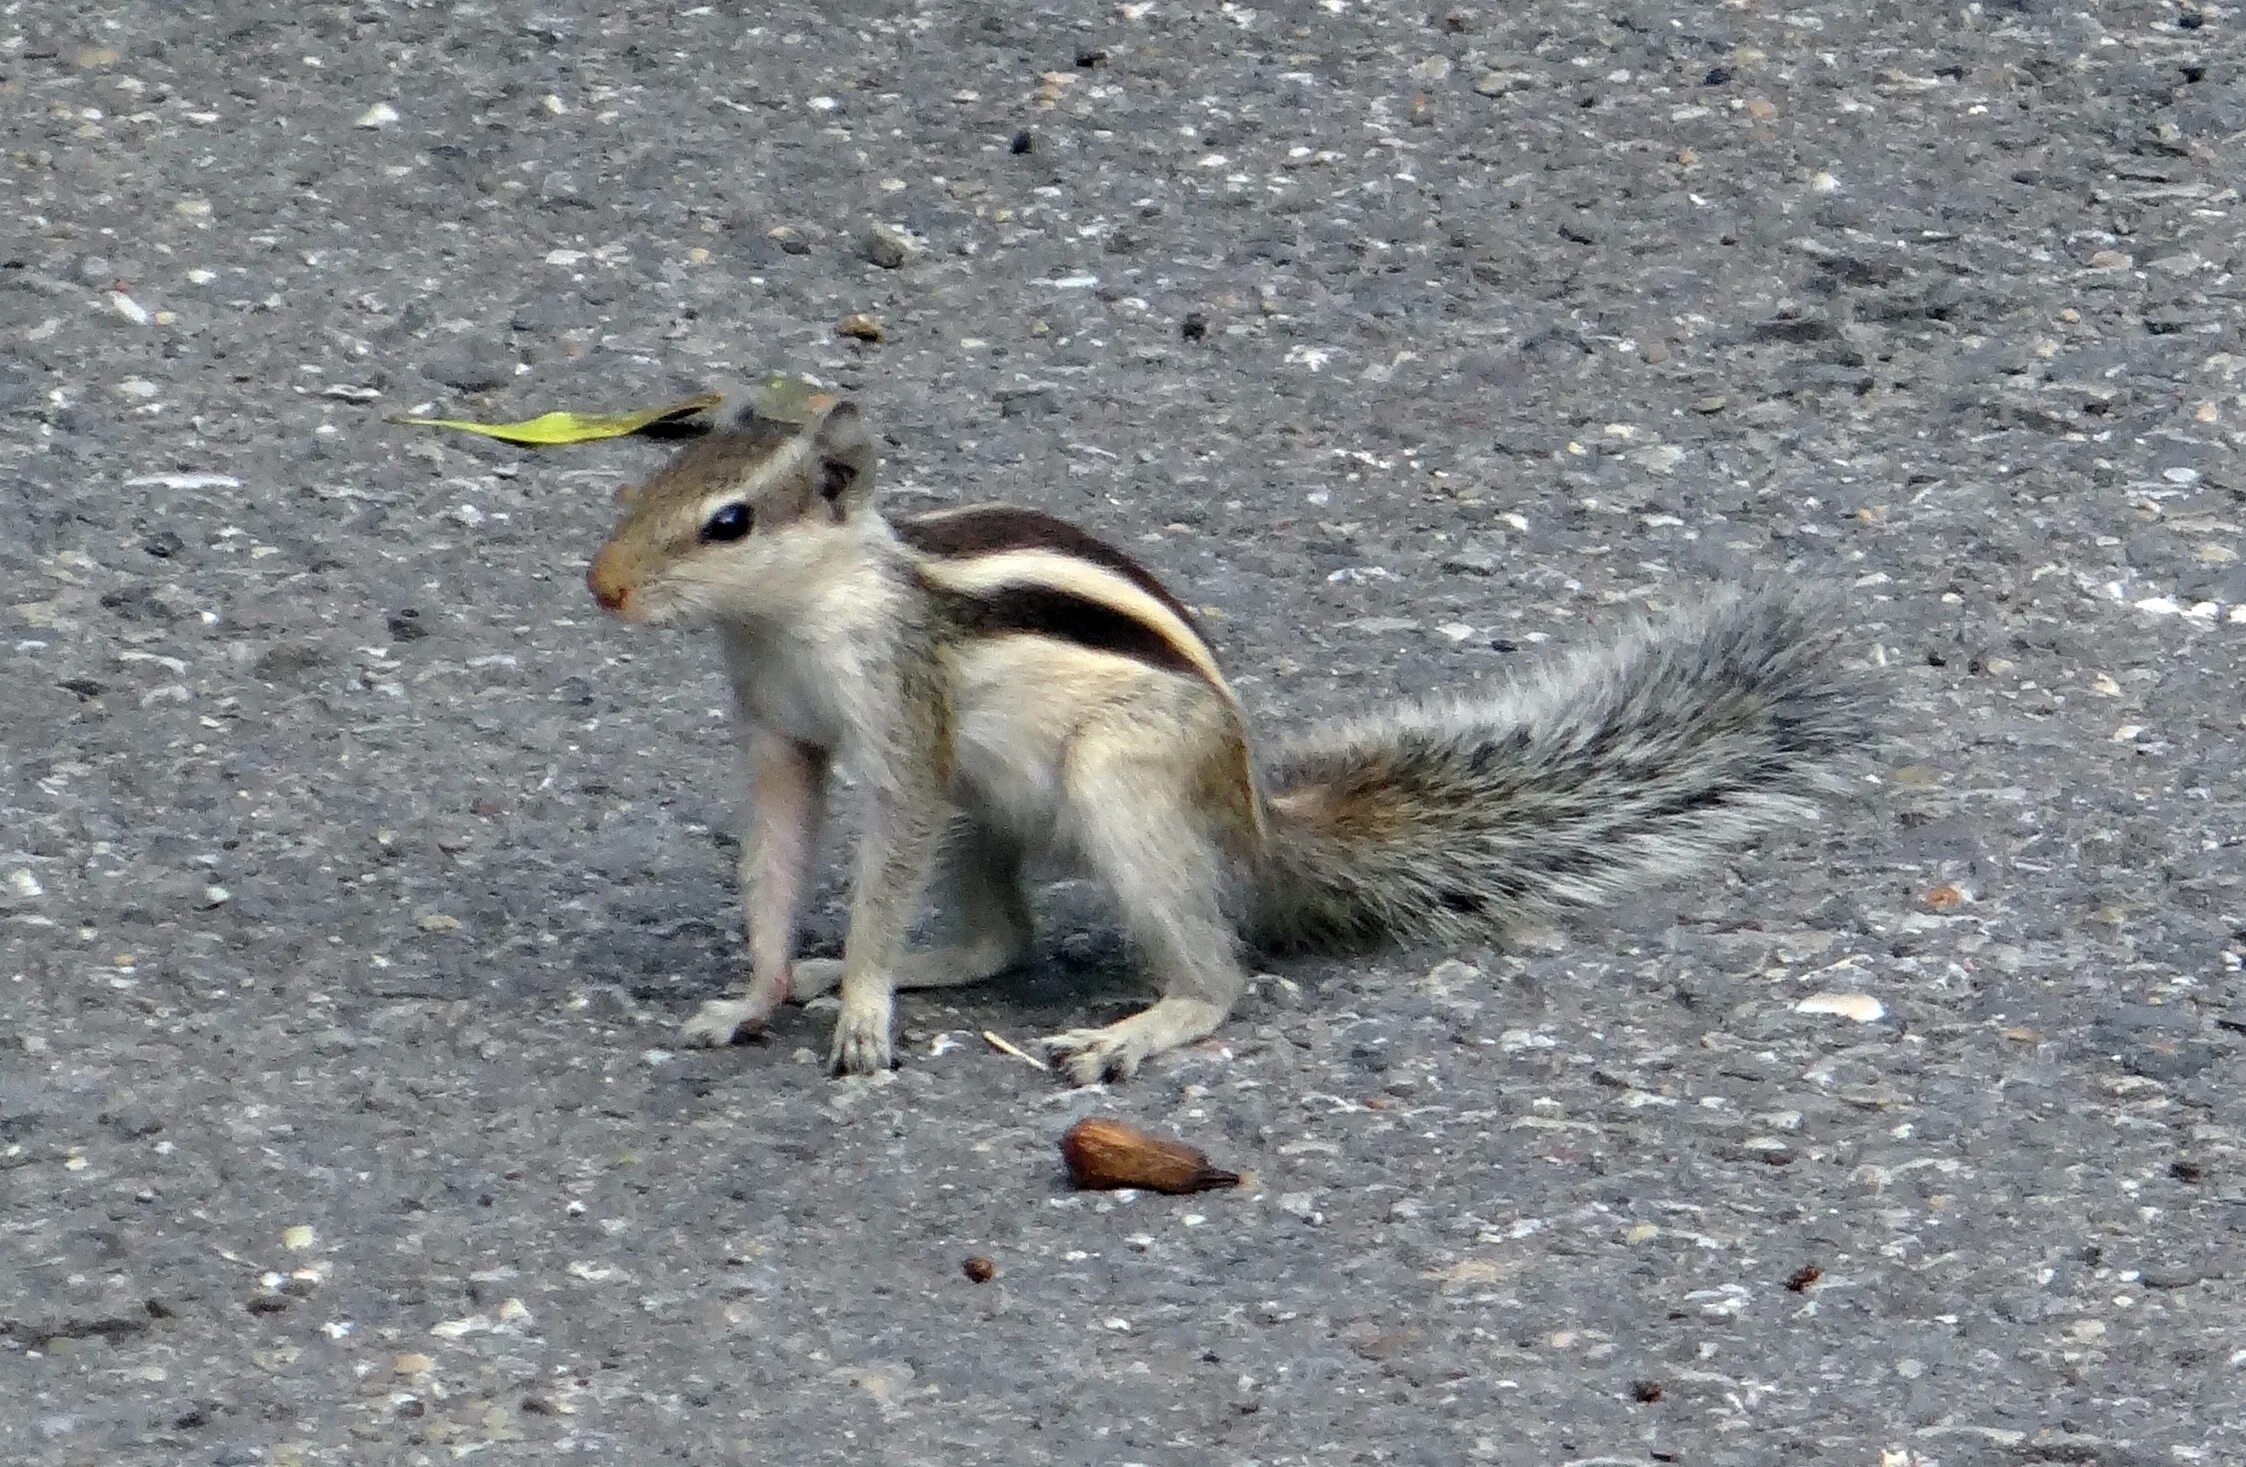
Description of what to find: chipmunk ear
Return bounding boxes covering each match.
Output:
[808,398,877,518]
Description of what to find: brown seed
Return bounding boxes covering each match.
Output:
[1058,1116,1241,1195]
[1785,1264,1822,1292]
[1925,884,1965,910]
[962,1255,997,1283]
[837,313,883,343]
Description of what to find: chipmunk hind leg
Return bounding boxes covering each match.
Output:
[1041,720,1252,1086]
[790,819,1035,1000]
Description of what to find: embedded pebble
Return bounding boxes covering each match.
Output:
[1794,992,1887,1023]
[860,223,923,269]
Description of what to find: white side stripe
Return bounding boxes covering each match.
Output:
[918,548,1231,692]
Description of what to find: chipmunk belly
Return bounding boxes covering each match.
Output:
[944,637,1174,855]
[944,641,1075,849]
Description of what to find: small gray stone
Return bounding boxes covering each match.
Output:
[0,361,37,412]
[418,339,514,392]
[860,222,923,269]
[995,386,1056,416]
[1440,542,1503,576]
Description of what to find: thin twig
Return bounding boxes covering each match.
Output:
[981,1030,1050,1071]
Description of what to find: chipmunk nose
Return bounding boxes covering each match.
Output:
[586,554,629,613]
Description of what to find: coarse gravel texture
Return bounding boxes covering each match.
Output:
[5,1,2245,1464]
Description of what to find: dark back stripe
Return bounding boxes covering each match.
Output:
[895,506,1200,626]
[924,579,1209,683]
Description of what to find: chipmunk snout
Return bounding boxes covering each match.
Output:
[586,549,631,614]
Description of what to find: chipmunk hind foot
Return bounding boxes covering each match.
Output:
[1043,997,1230,1086]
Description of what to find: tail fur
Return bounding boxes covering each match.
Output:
[1244,585,1872,953]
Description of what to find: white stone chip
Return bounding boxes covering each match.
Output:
[1795,991,1886,1023]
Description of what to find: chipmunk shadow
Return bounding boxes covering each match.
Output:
[559,875,1155,1037]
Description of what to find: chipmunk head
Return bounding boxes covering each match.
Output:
[586,397,877,627]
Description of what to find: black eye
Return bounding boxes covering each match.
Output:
[699,503,753,543]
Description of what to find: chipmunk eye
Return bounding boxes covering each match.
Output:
[699,503,754,543]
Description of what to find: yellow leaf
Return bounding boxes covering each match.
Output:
[388,390,723,445]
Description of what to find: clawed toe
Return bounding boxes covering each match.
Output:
[1041,1028,1142,1087]
[1040,1000,1228,1087]
[827,1002,895,1077]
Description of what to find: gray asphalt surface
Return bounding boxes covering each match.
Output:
[6,2,2245,1464]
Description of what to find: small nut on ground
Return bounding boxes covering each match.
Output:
[837,313,883,342]
[1059,1116,1241,1195]
[962,1255,997,1283]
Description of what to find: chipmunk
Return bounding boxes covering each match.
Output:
[584,395,1872,1086]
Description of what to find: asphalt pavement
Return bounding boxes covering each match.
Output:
[4,2,2244,1464]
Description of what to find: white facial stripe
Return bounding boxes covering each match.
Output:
[918,548,1230,690]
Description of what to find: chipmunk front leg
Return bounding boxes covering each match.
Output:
[790,819,1033,1001]
[827,777,949,1077]
[681,732,830,1048]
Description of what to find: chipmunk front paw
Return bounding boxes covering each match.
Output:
[680,997,771,1047]
[827,992,895,1076]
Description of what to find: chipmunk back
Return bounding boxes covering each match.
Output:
[585,396,1875,1085]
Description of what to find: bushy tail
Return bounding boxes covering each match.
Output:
[1244,585,1873,953]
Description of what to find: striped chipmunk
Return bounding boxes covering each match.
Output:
[584,393,1873,1086]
